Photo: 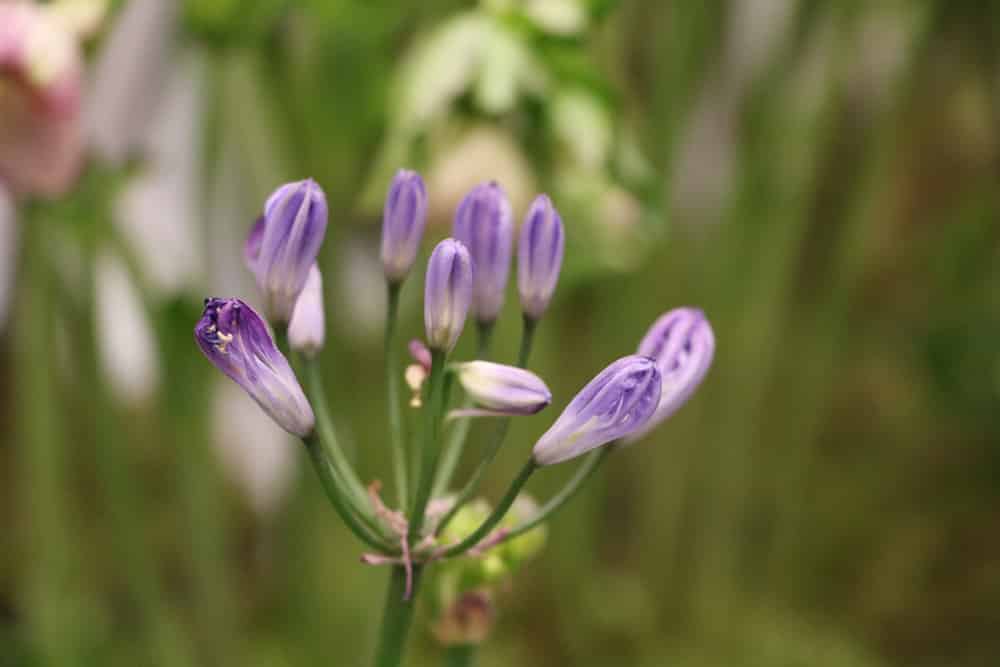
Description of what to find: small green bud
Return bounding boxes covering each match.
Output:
[480,553,507,584]
[497,495,548,568]
[440,498,492,546]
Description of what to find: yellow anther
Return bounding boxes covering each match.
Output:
[214,330,233,352]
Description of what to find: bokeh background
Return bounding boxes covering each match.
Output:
[2,0,999,665]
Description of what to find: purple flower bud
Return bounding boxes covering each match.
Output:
[451,361,552,417]
[424,239,474,352]
[517,194,564,321]
[452,182,513,323]
[532,355,661,465]
[624,307,715,443]
[381,169,428,283]
[195,298,315,437]
[288,264,325,357]
[248,179,328,323]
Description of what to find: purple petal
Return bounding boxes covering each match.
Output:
[244,215,266,270]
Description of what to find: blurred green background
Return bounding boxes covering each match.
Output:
[2,0,999,665]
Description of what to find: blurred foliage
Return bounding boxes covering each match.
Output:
[3,0,1000,666]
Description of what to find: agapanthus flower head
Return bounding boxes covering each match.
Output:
[517,194,564,321]
[245,179,328,324]
[195,298,314,437]
[532,355,661,465]
[0,1,84,197]
[451,361,551,418]
[287,264,325,357]
[381,169,428,283]
[452,181,513,323]
[424,238,474,353]
[624,307,715,443]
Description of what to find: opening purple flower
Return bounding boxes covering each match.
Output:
[533,355,661,465]
[453,182,513,324]
[195,298,314,437]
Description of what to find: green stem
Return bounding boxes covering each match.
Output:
[373,565,423,667]
[303,357,376,518]
[444,645,478,667]
[439,458,538,559]
[431,324,495,498]
[17,208,79,665]
[434,319,537,535]
[385,282,409,509]
[475,320,494,357]
[302,434,394,552]
[517,316,537,367]
[408,348,448,544]
[434,420,511,537]
[498,447,610,545]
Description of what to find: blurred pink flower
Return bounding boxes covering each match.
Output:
[0,1,84,197]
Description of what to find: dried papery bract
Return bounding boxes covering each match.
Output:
[424,239,474,353]
[624,307,715,443]
[195,298,314,437]
[452,182,513,324]
[533,355,661,465]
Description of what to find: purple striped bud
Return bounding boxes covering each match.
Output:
[381,169,428,283]
[624,307,715,443]
[451,361,552,418]
[247,179,328,324]
[424,239,474,353]
[517,194,564,321]
[532,355,661,465]
[288,264,325,357]
[195,298,314,437]
[452,182,513,323]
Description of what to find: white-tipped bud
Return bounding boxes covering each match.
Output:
[288,264,325,357]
